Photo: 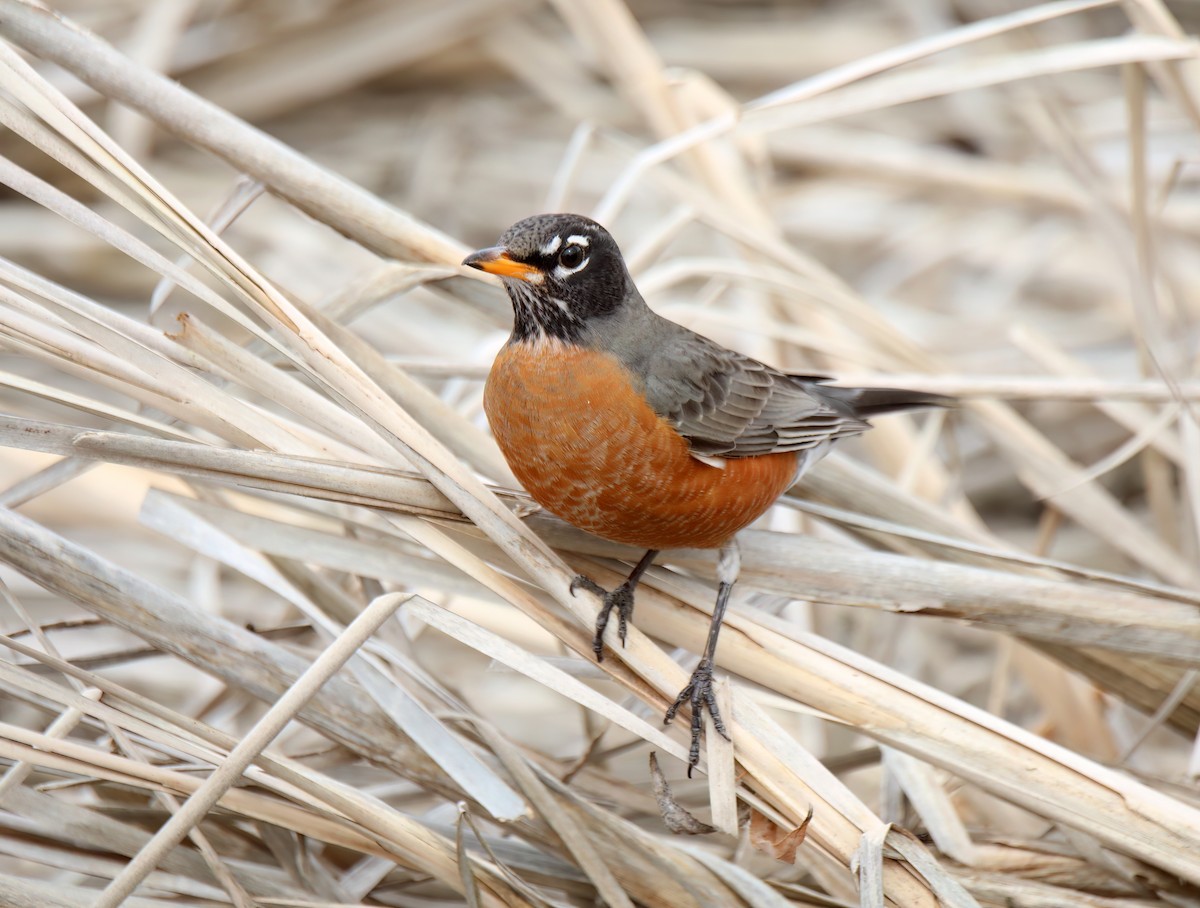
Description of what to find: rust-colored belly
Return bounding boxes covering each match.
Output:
[484,338,798,550]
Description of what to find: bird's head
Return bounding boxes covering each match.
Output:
[463,213,635,342]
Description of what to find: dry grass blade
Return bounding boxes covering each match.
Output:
[90,591,409,907]
[3,0,1200,905]
[745,35,1199,134]
[0,0,467,265]
[403,598,691,762]
[603,570,1200,880]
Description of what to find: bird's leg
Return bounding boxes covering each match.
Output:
[571,549,659,661]
[665,540,739,773]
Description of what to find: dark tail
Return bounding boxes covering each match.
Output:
[818,384,952,418]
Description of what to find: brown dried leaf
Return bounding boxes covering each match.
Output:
[748,805,813,864]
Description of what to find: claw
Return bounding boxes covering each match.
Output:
[664,658,729,774]
[572,574,636,661]
[570,575,606,598]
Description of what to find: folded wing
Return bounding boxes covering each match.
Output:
[641,331,872,458]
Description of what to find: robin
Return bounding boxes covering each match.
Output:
[464,213,945,769]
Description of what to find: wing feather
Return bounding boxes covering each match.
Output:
[639,327,870,459]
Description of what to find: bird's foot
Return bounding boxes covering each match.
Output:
[570,575,636,661]
[664,657,729,774]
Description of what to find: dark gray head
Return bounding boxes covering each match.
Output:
[462,213,637,342]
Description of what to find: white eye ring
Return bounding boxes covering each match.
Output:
[554,245,588,278]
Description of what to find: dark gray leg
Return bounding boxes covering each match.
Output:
[664,540,739,773]
[571,549,659,661]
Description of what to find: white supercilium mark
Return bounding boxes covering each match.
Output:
[566,234,590,247]
[540,235,562,257]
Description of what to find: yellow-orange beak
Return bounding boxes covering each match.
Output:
[462,246,542,282]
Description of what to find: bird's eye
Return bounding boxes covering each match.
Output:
[558,244,585,270]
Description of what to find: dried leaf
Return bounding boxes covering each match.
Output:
[649,752,716,836]
[748,805,812,864]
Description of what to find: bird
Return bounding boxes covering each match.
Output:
[463,213,946,770]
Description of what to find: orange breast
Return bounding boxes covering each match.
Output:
[484,338,798,550]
